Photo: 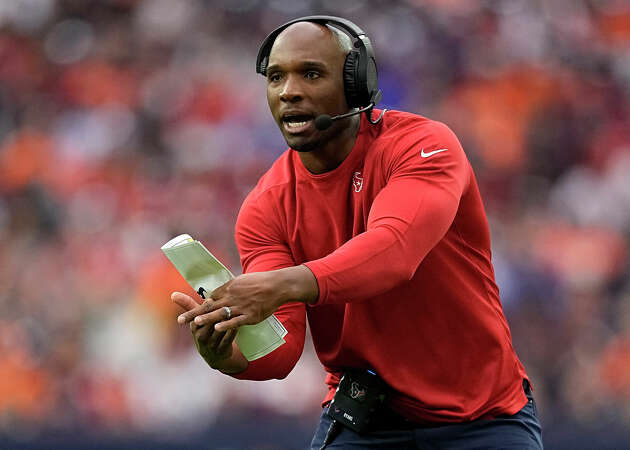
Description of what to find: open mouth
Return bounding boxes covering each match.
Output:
[282,114,314,134]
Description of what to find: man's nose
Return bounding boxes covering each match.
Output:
[279,75,303,103]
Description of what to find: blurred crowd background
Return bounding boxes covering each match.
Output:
[0,0,629,448]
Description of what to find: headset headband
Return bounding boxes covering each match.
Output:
[256,15,370,75]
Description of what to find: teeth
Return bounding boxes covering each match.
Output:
[286,121,307,128]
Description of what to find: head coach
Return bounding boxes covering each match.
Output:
[173,16,544,449]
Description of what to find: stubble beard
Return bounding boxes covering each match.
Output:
[288,135,324,153]
[284,120,349,153]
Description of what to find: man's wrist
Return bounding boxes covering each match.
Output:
[198,343,248,374]
[213,361,247,374]
[206,355,248,375]
[279,265,319,305]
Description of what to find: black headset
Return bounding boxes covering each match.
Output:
[256,15,382,109]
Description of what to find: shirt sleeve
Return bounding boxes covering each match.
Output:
[229,188,307,381]
[305,120,471,305]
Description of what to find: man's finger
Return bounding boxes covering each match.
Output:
[172,291,202,311]
[195,323,215,344]
[193,305,234,326]
[214,315,250,332]
[207,327,227,350]
[217,329,237,353]
[177,301,216,324]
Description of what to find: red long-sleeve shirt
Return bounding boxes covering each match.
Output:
[232,110,528,423]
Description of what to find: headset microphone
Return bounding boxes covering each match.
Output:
[314,103,374,131]
[314,90,385,131]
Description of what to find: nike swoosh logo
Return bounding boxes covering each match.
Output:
[421,148,448,158]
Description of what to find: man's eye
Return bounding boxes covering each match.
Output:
[305,71,320,80]
[268,73,282,82]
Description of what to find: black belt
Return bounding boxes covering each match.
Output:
[373,379,533,431]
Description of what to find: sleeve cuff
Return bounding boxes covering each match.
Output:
[303,260,328,306]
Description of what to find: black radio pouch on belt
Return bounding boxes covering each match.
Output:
[327,369,388,434]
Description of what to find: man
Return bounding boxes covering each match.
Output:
[173,16,543,449]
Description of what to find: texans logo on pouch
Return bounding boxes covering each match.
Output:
[352,171,364,193]
[349,381,366,401]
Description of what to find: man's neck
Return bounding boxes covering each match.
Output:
[298,115,361,174]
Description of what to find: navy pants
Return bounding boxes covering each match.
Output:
[310,382,543,449]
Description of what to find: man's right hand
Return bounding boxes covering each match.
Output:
[171,291,248,374]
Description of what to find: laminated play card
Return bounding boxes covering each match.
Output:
[162,234,287,361]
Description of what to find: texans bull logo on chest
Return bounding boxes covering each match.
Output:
[352,171,364,193]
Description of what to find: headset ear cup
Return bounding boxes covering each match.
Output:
[366,57,378,101]
[343,50,361,108]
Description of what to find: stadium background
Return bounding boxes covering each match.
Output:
[0,0,629,448]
